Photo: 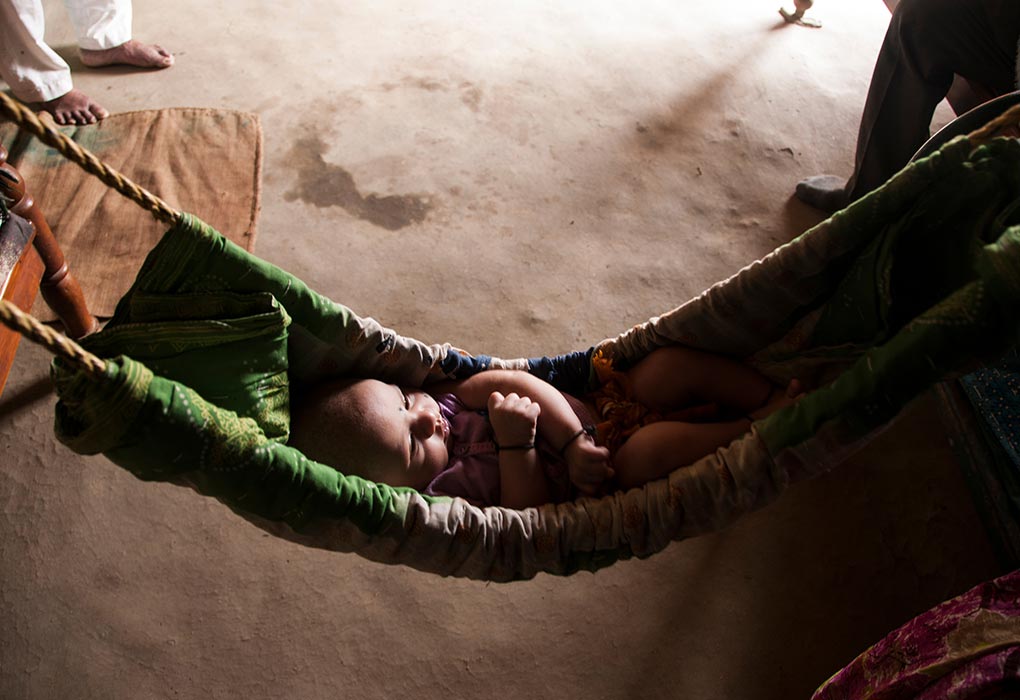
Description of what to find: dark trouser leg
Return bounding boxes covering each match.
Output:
[846,0,1020,201]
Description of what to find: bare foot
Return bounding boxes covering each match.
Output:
[38,89,109,126]
[750,379,805,420]
[80,40,174,69]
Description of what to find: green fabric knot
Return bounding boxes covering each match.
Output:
[52,356,154,455]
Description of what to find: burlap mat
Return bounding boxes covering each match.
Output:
[0,108,262,320]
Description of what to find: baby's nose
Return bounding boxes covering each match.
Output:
[413,409,438,437]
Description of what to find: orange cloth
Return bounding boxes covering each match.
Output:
[587,350,663,455]
[587,349,723,455]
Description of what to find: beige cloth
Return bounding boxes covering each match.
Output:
[0,107,262,319]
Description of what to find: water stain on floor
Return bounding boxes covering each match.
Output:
[285,134,432,231]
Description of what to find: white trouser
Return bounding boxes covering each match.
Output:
[0,0,132,102]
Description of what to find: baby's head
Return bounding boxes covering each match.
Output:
[289,378,451,490]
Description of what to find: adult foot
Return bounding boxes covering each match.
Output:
[80,40,174,69]
[39,89,109,125]
[794,174,848,214]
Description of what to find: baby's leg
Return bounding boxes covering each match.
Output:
[626,346,773,416]
[612,419,751,489]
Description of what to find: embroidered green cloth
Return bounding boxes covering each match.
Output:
[53,213,431,540]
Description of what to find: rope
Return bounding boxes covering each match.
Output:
[0,91,180,225]
[967,100,1020,144]
[0,298,106,375]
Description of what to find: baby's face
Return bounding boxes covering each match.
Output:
[353,380,451,489]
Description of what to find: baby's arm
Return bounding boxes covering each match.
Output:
[487,391,550,508]
[436,370,613,495]
[437,370,584,447]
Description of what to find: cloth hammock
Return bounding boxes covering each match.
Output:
[33,131,1017,581]
[2,90,1019,581]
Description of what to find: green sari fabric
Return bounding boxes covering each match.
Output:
[54,355,409,535]
[54,213,436,542]
[755,137,1020,458]
[49,136,1020,581]
[72,291,292,442]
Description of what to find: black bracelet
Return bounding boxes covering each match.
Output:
[558,428,588,455]
[494,442,535,453]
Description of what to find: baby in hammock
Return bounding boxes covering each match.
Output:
[289,345,802,509]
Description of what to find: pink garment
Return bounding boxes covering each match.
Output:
[424,393,595,506]
[812,568,1020,700]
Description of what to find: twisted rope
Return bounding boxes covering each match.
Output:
[967,100,1020,144]
[0,298,105,375]
[0,91,180,225]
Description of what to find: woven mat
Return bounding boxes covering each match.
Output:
[0,108,262,320]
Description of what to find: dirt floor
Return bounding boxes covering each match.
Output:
[0,1,1005,698]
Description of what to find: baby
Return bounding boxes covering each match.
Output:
[289,345,801,509]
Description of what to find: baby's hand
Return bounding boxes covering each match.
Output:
[564,436,613,496]
[488,391,540,448]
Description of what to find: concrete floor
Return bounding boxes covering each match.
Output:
[0,1,1005,698]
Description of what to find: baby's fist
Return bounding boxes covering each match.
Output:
[487,391,540,446]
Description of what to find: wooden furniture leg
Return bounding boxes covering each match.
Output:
[0,215,45,397]
[0,145,98,339]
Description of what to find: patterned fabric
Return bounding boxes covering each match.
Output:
[74,290,292,443]
[813,568,1020,700]
[962,347,1020,467]
[586,348,663,456]
[586,349,723,455]
[49,135,1020,581]
[756,139,1020,480]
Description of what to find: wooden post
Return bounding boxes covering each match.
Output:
[0,145,98,339]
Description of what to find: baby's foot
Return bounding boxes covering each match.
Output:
[39,89,109,125]
[750,379,805,420]
[80,40,174,69]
